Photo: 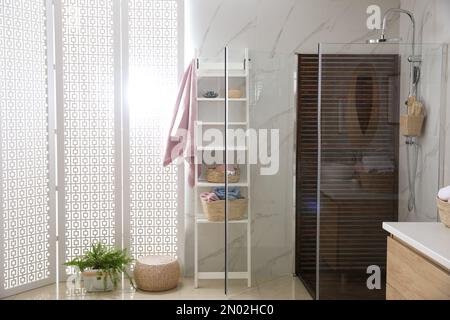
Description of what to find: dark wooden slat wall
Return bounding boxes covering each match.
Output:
[296,55,319,298]
[295,54,400,300]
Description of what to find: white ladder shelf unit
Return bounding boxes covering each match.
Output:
[194,49,251,288]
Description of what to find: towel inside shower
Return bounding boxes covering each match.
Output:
[361,156,395,173]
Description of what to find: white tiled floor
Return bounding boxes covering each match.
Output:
[3,276,312,300]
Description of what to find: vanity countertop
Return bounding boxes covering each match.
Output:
[383,222,450,271]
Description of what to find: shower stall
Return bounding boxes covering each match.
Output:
[193,40,447,299]
[296,42,447,299]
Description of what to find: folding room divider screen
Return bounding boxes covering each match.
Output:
[0,0,56,298]
[0,0,182,298]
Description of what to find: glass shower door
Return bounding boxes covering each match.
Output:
[225,48,298,297]
[317,43,446,300]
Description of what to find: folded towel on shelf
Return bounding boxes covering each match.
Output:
[213,187,242,200]
[200,192,220,203]
[438,186,450,202]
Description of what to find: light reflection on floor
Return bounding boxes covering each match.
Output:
[3,275,312,300]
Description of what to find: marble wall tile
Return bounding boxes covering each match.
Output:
[398,0,449,222]
[186,0,400,57]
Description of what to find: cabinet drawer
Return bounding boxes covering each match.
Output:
[387,236,450,300]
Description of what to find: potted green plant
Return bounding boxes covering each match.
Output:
[65,243,135,292]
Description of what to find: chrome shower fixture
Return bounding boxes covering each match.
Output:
[367,8,415,50]
[367,8,423,213]
[367,8,422,97]
[380,9,415,51]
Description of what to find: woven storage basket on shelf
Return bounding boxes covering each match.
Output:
[436,197,450,228]
[201,198,247,222]
[400,114,424,137]
[228,89,243,99]
[206,166,240,183]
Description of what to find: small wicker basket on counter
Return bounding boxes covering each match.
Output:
[436,197,450,228]
[206,166,240,183]
[201,198,247,222]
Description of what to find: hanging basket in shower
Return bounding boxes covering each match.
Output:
[400,114,424,137]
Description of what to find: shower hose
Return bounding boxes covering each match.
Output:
[406,137,418,212]
[407,65,421,213]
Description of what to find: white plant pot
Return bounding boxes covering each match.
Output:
[81,270,115,292]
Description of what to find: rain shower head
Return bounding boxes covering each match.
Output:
[366,8,414,49]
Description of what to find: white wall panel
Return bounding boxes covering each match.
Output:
[55,0,181,275]
[56,0,119,275]
[127,0,179,259]
[0,0,55,298]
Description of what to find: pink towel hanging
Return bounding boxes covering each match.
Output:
[163,59,199,187]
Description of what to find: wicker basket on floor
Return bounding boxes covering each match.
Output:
[436,197,450,228]
[206,166,240,183]
[201,198,247,222]
[134,256,180,292]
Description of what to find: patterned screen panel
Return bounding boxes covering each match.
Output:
[61,0,116,269]
[0,0,51,290]
[128,0,178,259]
